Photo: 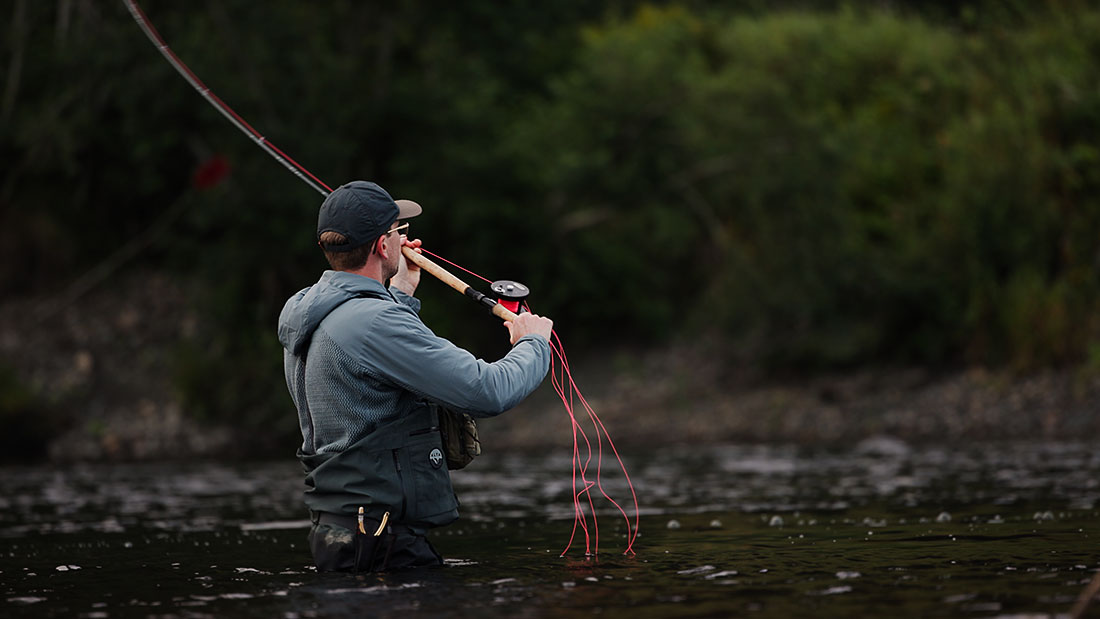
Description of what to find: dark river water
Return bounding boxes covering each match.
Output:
[2,441,1098,618]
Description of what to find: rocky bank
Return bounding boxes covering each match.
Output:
[2,271,1097,463]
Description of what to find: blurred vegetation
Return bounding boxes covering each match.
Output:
[1,1,1098,449]
[0,365,61,462]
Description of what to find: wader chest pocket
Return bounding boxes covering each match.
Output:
[402,433,459,526]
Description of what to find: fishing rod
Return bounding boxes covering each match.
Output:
[402,248,532,321]
[123,0,331,196]
[125,0,638,556]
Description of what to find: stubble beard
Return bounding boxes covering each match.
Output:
[383,250,400,282]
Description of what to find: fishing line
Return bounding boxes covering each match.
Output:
[419,251,640,556]
[548,330,640,556]
[125,0,638,556]
[420,248,494,285]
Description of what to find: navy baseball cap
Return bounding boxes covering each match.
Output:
[317,181,422,252]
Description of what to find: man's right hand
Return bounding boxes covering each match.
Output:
[505,312,554,346]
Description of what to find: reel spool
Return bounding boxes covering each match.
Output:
[491,280,530,314]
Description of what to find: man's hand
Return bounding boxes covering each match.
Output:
[505,312,554,346]
[391,238,422,296]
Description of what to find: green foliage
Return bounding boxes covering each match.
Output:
[172,328,294,452]
[509,4,1100,367]
[0,366,56,462]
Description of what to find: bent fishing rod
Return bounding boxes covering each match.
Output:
[125,0,529,319]
[124,0,331,196]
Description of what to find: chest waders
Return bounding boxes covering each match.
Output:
[299,403,458,530]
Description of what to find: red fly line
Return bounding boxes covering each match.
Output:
[126,0,639,556]
[423,247,640,556]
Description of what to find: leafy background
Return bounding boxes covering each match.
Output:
[2,0,1097,457]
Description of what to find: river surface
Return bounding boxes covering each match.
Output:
[2,441,1098,618]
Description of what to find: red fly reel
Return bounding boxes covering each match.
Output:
[490,280,529,314]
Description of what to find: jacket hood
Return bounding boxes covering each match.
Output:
[278,270,392,356]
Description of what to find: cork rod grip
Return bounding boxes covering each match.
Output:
[401,246,519,322]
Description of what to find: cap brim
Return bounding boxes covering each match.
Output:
[395,199,422,219]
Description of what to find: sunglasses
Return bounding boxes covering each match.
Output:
[370,222,410,255]
[385,222,410,236]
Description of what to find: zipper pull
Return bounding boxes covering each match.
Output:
[357,506,366,535]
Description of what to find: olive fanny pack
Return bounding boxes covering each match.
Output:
[433,403,481,469]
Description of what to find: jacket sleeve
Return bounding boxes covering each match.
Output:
[356,304,551,416]
[388,287,422,313]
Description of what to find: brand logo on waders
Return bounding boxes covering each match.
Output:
[429,448,444,469]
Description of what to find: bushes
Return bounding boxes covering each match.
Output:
[509,6,1100,368]
[0,365,57,462]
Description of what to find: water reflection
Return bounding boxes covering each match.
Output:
[1,441,1098,617]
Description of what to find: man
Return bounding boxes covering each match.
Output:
[277,180,553,572]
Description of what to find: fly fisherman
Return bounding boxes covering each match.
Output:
[277,181,553,572]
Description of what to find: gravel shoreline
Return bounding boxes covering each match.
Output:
[487,346,1100,451]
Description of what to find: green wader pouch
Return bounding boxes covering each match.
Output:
[436,405,481,470]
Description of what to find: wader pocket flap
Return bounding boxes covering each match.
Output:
[404,433,459,526]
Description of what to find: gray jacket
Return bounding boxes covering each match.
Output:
[277,270,550,523]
